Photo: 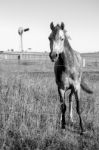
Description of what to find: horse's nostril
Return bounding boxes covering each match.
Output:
[56,53,58,57]
[49,52,58,62]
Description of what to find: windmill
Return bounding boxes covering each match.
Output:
[18,27,29,52]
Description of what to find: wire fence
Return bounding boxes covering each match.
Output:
[0,52,99,73]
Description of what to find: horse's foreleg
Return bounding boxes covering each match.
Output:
[58,88,66,129]
[75,88,83,134]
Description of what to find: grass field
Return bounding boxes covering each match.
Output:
[0,56,99,150]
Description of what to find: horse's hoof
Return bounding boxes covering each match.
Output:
[69,121,73,127]
[80,131,83,135]
[62,124,66,129]
[79,128,84,135]
[62,126,65,129]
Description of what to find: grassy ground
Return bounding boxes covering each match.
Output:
[0,60,99,149]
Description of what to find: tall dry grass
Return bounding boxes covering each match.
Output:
[0,64,99,149]
[0,72,59,149]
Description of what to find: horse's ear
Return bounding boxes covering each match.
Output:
[50,22,54,30]
[61,22,65,30]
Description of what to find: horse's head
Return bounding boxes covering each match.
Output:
[48,22,66,62]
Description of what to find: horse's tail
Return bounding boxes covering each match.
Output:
[80,78,93,94]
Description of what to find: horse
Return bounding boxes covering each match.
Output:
[48,22,93,134]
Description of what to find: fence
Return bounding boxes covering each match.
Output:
[0,52,49,61]
[0,51,99,70]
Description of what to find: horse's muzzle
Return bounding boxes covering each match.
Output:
[49,52,58,62]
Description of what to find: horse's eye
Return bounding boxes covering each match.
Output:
[48,37,51,41]
[61,37,64,41]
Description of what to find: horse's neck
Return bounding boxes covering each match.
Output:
[64,37,72,50]
[61,39,74,69]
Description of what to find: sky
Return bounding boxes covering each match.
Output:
[0,0,99,53]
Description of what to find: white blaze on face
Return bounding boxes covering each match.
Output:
[53,30,64,53]
[59,30,64,39]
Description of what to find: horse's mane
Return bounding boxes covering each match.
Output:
[62,32,75,68]
[64,34,72,50]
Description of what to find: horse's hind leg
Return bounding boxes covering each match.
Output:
[75,88,83,134]
[58,88,66,129]
[69,89,74,123]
